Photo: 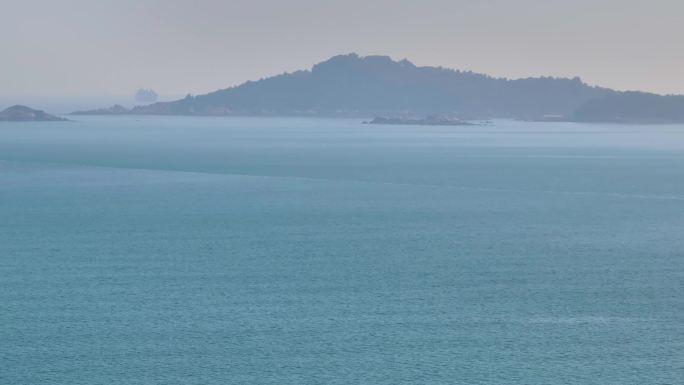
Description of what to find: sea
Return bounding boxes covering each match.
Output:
[1,116,683,384]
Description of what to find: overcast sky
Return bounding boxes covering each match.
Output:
[2,0,683,99]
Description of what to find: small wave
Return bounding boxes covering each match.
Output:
[526,316,635,325]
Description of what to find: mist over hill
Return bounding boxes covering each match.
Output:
[74,54,684,123]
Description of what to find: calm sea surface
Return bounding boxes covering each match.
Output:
[1,116,683,384]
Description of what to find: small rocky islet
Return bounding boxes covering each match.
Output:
[364,115,481,126]
[0,105,68,121]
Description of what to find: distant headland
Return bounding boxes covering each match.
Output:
[73,54,684,124]
[72,105,128,115]
[0,105,68,122]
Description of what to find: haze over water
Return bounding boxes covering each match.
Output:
[1,117,683,384]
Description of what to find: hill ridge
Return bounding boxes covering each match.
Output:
[73,54,684,123]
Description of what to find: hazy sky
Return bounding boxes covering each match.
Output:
[3,0,683,99]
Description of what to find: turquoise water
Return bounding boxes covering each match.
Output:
[1,117,683,384]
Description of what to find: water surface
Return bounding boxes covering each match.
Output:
[1,117,683,384]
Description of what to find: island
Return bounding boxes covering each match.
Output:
[71,53,684,124]
[0,105,69,121]
[364,116,479,126]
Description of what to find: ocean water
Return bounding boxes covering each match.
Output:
[1,116,683,384]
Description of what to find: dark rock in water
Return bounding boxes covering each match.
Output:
[0,105,68,121]
[365,115,477,126]
[72,104,130,115]
[518,114,570,122]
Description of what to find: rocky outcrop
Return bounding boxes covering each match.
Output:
[0,105,68,121]
[71,104,129,115]
[365,115,478,126]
